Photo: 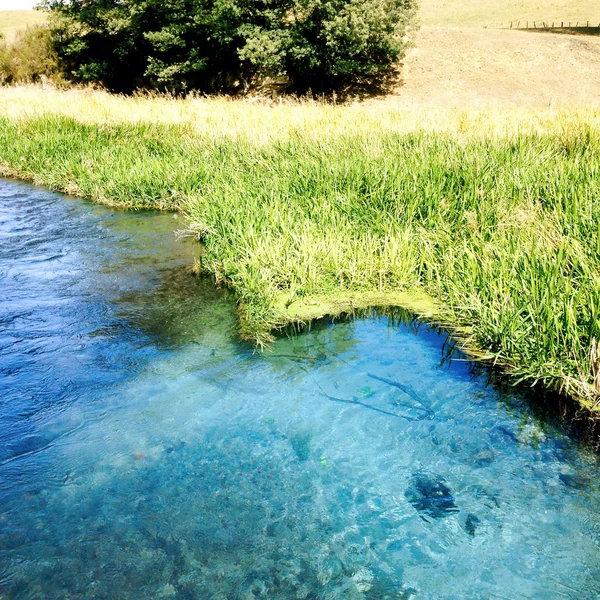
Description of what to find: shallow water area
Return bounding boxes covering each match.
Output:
[1,179,600,599]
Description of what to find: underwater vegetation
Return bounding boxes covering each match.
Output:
[404,473,459,520]
[464,514,481,537]
[290,431,313,461]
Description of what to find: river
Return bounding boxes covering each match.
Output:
[1,179,599,599]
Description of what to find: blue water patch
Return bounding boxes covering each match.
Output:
[1,179,600,599]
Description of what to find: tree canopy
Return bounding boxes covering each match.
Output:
[44,0,415,93]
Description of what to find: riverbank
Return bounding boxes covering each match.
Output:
[0,88,599,410]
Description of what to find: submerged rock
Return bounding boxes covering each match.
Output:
[290,432,312,461]
[8,434,49,459]
[464,513,481,537]
[472,450,495,468]
[405,473,459,520]
[559,472,590,490]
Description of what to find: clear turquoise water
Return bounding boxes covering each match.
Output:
[1,179,600,599]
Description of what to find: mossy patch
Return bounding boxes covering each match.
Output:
[273,288,440,326]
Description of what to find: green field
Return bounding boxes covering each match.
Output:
[0,89,599,409]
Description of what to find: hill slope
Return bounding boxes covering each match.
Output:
[0,10,47,43]
[420,0,600,28]
[377,0,600,107]
[393,27,600,107]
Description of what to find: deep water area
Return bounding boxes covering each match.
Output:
[1,179,600,599]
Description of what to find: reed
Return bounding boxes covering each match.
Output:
[0,87,599,408]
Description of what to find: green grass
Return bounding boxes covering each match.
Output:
[1,110,600,408]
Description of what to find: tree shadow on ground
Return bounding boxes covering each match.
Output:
[240,66,405,103]
[512,25,600,37]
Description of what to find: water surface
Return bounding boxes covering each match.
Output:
[1,179,599,599]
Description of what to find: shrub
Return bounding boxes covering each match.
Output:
[0,25,59,85]
[0,36,12,84]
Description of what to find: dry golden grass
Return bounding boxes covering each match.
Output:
[419,0,600,28]
[389,26,600,109]
[1,85,599,142]
[0,10,47,43]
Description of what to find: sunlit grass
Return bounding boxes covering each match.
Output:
[1,87,599,409]
[1,85,598,140]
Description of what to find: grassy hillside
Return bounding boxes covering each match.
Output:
[0,89,599,409]
[0,10,47,42]
[419,0,600,28]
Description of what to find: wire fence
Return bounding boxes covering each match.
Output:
[507,21,600,32]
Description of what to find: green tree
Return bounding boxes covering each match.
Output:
[45,0,415,93]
